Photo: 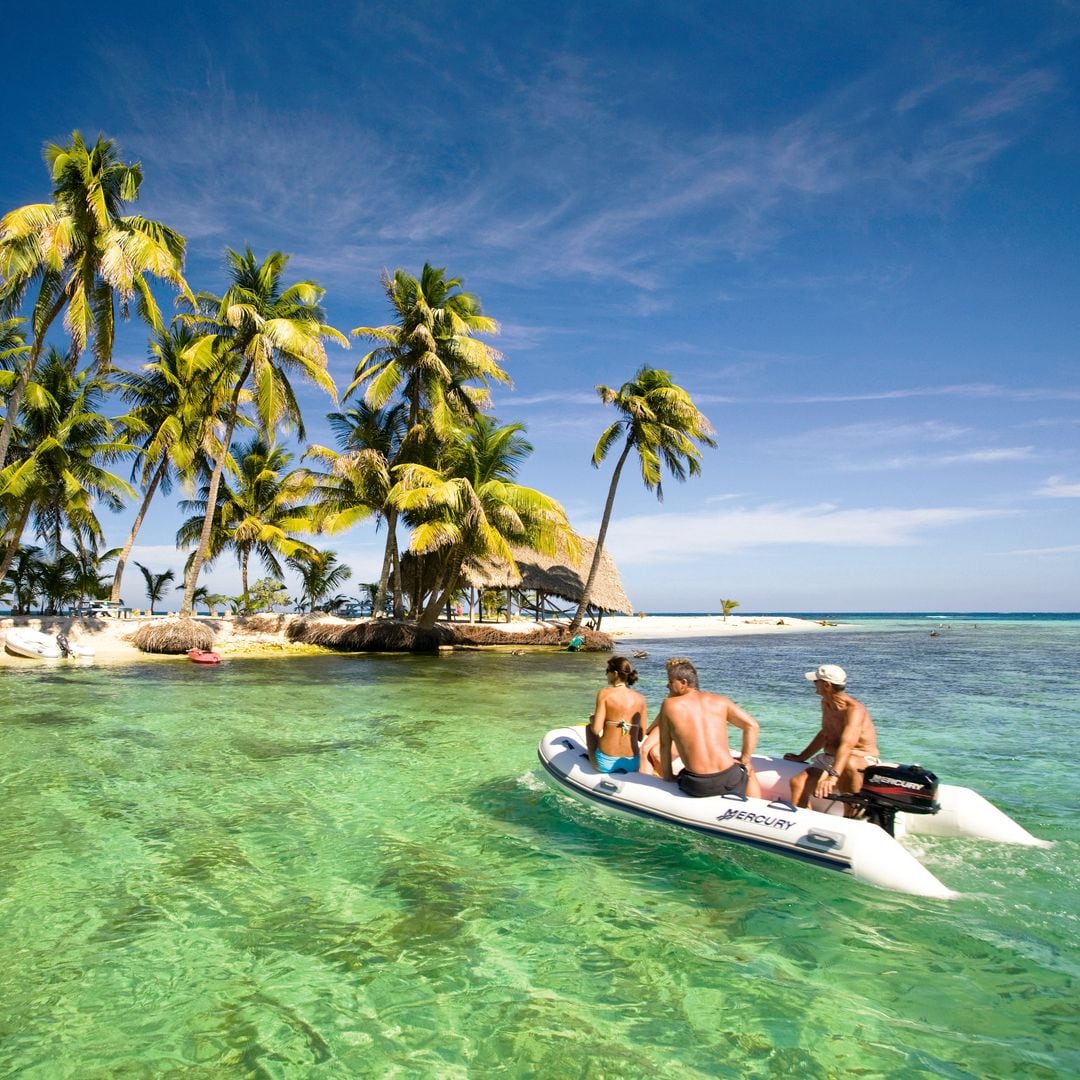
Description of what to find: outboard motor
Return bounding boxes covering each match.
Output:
[55,632,73,658]
[829,763,940,836]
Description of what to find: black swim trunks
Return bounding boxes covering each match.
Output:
[677,763,748,798]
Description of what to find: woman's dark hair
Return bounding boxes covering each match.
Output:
[606,655,639,686]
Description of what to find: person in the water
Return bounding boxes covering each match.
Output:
[586,656,648,773]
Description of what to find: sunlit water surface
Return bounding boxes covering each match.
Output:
[1,617,1076,1078]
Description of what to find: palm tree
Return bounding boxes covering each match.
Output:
[0,131,190,471]
[176,247,345,615]
[288,548,352,612]
[133,561,176,615]
[305,401,407,618]
[720,598,740,621]
[4,544,47,613]
[348,264,509,448]
[109,323,238,602]
[0,349,135,585]
[568,367,717,634]
[177,436,318,612]
[0,317,29,369]
[392,414,575,629]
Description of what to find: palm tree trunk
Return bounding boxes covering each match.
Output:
[568,437,634,634]
[181,381,245,615]
[110,460,167,603]
[0,297,66,471]
[0,504,34,585]
[241,548,250,611]
[372,507,397,618]
[417,561,461,630]
[391,530,404,619]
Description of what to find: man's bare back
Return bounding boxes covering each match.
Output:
[657,660,761,799]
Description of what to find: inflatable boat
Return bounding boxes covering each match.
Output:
[538,726,1049,898]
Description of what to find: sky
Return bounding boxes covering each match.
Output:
[3,1,1079,613]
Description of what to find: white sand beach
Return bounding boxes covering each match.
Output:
[0,611,834,667]
[596,613,833,640]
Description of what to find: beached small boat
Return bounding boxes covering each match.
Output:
[4,628,95,661]
[5,628,63,659]
[538,726,1049,899]
[187,648,222,665]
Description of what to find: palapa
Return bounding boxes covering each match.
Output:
[131,618,216,654]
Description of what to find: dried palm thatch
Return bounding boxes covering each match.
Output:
[462,535,632,613]
[288,618,613,653]
[131,618,215,654]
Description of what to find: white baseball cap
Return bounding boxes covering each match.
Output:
[805,664,847,687]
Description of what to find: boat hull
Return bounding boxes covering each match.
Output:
[4,629,62,660]
[538,727,963,898]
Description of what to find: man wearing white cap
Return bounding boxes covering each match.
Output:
[783,664,881,811]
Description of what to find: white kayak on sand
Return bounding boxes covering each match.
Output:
[537,726,1049,899]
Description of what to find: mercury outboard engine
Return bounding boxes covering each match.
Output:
[829,763,940,835]
[55,632,73,658]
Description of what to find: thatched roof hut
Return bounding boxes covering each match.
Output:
[460,535,633,617]
[131,618,216,654]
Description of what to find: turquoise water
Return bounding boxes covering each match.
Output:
[1,619,1076,1078]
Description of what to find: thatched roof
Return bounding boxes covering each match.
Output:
[460,536,633,614]
[131,618,216,654]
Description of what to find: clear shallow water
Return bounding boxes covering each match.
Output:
[1,619,1077,1078]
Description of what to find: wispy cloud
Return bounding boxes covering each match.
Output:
[1005,543,1080,556]
[582,503,1009,564]
[844,447,1035,471]
[1035,476,1080,498]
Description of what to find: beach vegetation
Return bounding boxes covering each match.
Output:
[177,436,318,613]
[392,414,575,629]
[721,598,740,620]
[0,349,135,587]
[110,322,244,603]
[134,561,175,615]
[174,248,346,615]
[568,367,716,634]
[0,131,190,472]
[288,548,352,613]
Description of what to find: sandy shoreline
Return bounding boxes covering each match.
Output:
[0,611,834,666]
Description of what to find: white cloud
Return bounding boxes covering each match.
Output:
[1035,476,1080,498]
[590,503,1010,565]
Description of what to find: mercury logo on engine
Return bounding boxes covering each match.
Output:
[717,808,797,831]
[867,774,925,790]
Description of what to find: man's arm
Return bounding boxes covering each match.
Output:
[658,705,676,781]
[726,701,760,765]
[816,704,867,795]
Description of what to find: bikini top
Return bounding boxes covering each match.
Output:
[604,719,642,734]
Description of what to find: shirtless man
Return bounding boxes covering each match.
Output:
[656,660,762,798]
[586,656,649,773]
[784,663,881,809]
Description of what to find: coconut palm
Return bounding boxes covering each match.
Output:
[0,349,135,584]
[348,264,509,447]
[176,247,345,614]
[4,544,47,613]
[288,548,352,612]
[177,436,318,612]
[109,323,240,603]
[0,317,29,369]
[0,131,190,470]
[134,561,175,615]
[306,401,408,618]
[568,367,717,634]
[721,598,740,621]
[392,414,574,629]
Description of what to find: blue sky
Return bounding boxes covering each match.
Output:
[4,1,1079,612]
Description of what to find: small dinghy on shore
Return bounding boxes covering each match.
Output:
[538,726,1049,898]
[5,628,63,659]
[187,648,222,665]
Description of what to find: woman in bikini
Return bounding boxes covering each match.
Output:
[586,656,649,773]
